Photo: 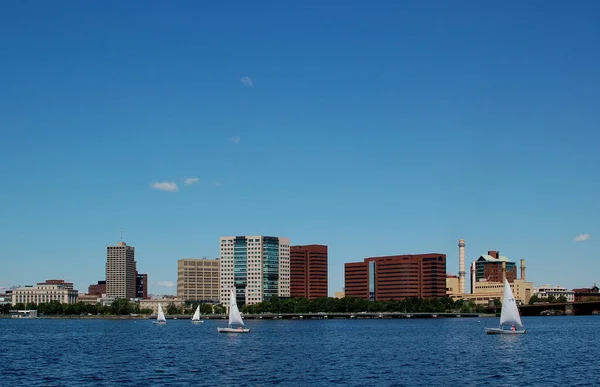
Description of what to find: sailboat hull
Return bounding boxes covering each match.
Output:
[217,327,250,333]
[192,320,204,324]
[153,321,167,325]
[485,328,526,334]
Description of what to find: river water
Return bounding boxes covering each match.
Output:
[1,316,599,386]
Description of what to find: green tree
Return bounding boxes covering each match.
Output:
[213,304,226,314]
[110,299,133,315]
[166,303,180,315]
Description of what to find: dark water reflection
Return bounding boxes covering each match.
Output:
[1,316,599,386]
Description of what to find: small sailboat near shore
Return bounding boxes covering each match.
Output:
[485,279,526,334]
[218,288,249,333]
[191,305,204,324]
[153,303,167,325]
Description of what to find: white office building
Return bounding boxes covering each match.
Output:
[534,284,575,303]
[11,282,78,306]
[219,235,290,306]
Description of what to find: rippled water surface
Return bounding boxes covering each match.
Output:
[1,316,599,386]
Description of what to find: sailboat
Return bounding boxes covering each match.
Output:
[217,288,250,333]
[485,279,526,334]
[153,303,167,325]
[191,305,204,324]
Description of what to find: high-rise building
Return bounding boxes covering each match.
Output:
[106,241,137,299]
[136,272,148,299]
[344,253,447,301]
[290,244,328,300]
[177,258,220,303]
[219,235,290,306]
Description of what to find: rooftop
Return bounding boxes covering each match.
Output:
[477,254,513,263]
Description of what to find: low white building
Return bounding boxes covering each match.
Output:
[534,284,575,303]
[11,282,78,306]
[139,298,185,314]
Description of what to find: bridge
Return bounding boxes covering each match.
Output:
[518,301,600,316]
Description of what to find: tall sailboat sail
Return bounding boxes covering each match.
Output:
[217,288,250,333]
[192,305,203,323]
[499,279,523,327]
[485,279,526,334]
[154,303,167,324]
[229,288,244,327]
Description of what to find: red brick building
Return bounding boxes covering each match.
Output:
[573,285,600,302]
[290,245,328,300]
[88,280,106,296]
[344,253,447,300]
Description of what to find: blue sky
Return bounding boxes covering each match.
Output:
[1,1,598,296]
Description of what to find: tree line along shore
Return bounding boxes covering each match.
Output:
[2,296,489,317]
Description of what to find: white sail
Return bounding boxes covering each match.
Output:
[228,288,244,327]
[157,303,166,322]
[192,305,201,321]
[499,279,523,327]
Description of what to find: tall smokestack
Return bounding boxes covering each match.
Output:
[470,261,476,294]
[458,239,466,295]
[520,259,526,281]
[502,261,507,282]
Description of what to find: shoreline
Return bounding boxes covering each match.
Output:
[2,313,496,320]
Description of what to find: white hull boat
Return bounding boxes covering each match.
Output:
[218,288,250,333]
[217,327,250,333]
[485,279,526,334]
[485,327,526,334]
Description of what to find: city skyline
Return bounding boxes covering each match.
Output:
[1,2,598,294]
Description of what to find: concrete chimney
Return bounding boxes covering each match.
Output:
[520,259,526,281]
[502,261,507,282]
[458,239,466,295]
[470,261,476,294]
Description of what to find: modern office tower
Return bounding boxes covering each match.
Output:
[106,241,137,299]
[344,253,447,300]
[177,258,220,303]
[290,244,328,300]
[219,235,290,306]
[136,272,148,299]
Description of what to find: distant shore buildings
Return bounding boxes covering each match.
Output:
[344,253,447,300]
[7,235,598,310]
[446,240,533,305]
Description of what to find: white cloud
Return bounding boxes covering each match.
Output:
[574,234,590,242]
[151,181,179,192]
[184,177,199,185]
[240,76,253,87]
[231,136,241,144]
[157,281,175,287]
